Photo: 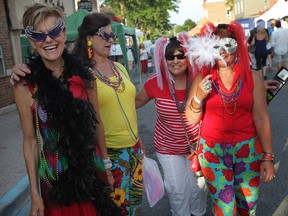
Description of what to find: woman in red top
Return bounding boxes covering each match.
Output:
[185,22,275,215]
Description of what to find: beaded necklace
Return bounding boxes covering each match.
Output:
[34,85,59,189]
[92,60,125,93]
[212,77,243,115]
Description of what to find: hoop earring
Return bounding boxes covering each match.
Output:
[87,40,93,59]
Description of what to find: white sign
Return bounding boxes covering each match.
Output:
[110,44,123,56]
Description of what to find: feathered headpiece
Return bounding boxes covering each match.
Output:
[185,21,252,88]
[183,25,222,74]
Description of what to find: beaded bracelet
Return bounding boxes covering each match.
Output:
[262,151,275,159]
[261,151,275,164]
[103,157,113,169]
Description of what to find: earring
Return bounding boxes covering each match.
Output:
[87,40,93,59]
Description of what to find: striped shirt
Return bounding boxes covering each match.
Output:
[144,75,200,155]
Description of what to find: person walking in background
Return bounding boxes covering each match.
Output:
[139,43,149,77]
[251,26,269,79]
[247,28,257,69]
[149,41,155,67]
[72,13,144,216]
[136,36,208,216]
[270,20,288,70]
[12,4,120,216]
[267,22,275,70]
[185,22,275,215]
[268,23,275,36]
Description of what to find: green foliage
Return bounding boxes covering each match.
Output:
[225,0,234,10]
[175,19,197,33]
[104,0,179,39]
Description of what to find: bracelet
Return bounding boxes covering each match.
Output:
[194,95,203,104]
[262,151,275,158]
[103,157,111,164]
[103,157,113,169]
[104,161,112,169]
[260,159,275,164]
[189,98,203,113]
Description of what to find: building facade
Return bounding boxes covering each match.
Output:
[0,0,76,110]
[234,0,272,19]
[203,0,234,26]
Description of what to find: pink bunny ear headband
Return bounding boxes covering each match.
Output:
[153,33,196,91]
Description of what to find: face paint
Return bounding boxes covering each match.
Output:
[94,27,117,42]
[25,18,65,42]
[212,37,238,54]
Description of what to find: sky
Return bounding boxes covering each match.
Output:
[169,0,223,25]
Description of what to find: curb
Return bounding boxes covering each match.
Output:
[0,104,16,116]
[0,175,29,216]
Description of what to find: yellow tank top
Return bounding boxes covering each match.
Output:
[96,62,138,148]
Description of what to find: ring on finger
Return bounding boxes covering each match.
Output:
[204,83,212,91]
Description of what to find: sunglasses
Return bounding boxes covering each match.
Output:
[166,54,186,61]
[25,18,65,42]
[94,27,117,42]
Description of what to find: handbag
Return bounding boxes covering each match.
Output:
[249,36,256,53]
[249,44,256,53]
[187,143,203,177]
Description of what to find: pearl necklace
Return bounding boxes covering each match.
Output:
[92,60,125,93]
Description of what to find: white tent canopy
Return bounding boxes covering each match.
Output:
[254,0,288,28]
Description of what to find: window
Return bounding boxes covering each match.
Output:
[0,45,6,77]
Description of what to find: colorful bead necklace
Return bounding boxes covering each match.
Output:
[35,86,59,189]
[92,60,125,93]
[212,77,243,115]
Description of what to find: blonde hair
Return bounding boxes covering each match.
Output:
[256,26,269,42]
[23,3,65,29]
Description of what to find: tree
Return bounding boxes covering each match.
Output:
[175,19,197,33]
[225,0,234,10]
[104,0,179,39]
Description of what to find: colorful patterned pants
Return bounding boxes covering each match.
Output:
[198,137,262,216]
[108,141,143,216]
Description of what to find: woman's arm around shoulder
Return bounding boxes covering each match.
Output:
[252,71,275,183]
[135,87,150,109]
[13,80,44,216]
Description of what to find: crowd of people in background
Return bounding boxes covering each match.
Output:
[247,20,288,79]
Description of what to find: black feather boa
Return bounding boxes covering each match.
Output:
[26,50,121,216]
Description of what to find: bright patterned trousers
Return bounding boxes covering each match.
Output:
[108,141,143,216]
[198,137,262,216]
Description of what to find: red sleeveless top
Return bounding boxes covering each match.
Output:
[201,64,256,144]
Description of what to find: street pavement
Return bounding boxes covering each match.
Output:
[1,65,288,215]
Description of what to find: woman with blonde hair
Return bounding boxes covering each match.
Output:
[12,3,120,216]
[251,26,270,79]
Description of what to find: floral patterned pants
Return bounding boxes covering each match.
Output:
[198,137,262,216]
[108,141,143,216]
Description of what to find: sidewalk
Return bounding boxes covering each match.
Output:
[0,105,29,215]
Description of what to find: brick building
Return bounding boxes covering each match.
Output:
[0,1,15,112]
[0,0,75,112]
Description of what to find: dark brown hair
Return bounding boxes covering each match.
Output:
[165,37,184,59]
